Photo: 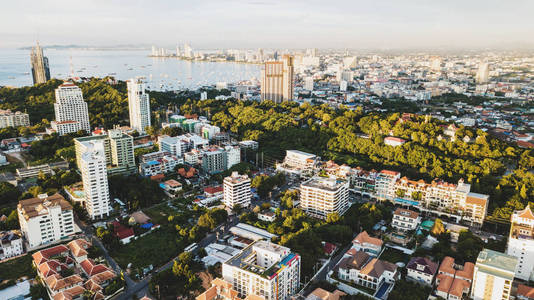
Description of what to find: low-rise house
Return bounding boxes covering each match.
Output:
[161,179,183,193]
[384,137,406,147]
[111,221,134,244]
[337,249,398,292]
[0,230,24,260]
[33,240,116,300]
[352,231,383,256]
[392,208,421,232]
[434,256,474,300]
[305,288,345,300]
[406,257,438,286]
[258,211,276,222]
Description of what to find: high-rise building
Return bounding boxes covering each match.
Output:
[305,77,314,91]
[127,78,151,134]
[202,147,227,175]
[222,240,300,300]
[17,193,75,249]
[506,205,534,281]
[159,135,187,157]
[471,249,516,300]
[476,62,490,84]
[30,42,51,85]
[0,109,30,128]
[299,176,349,219]
[74,127,136,175]
[225,145,241,169]
[184,43,193,58]
[51,83,91,135]
[260,55,294,103]
[223,171,251,209]
[79,141,110,220]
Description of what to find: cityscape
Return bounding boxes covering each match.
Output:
[1,1,534,300]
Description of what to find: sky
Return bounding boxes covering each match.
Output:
[1,0,533,50]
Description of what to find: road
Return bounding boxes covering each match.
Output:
[78,213,240,299]
[299,237,355,297]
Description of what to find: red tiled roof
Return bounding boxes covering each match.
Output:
[112,221,134,240]
[80,259,111,276]
[204,186,223,195]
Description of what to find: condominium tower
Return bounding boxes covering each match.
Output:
[475,62,490,84]
[222,240,300,300]
[127,78,151,134]
[506,205,534,281]
[223,172,251,209]
[51,83,91,135]
[79,141,110,219]
[30,42,51,85]
[260,55,294,103]
[299,176,349,219]
[0,109,30,128]
[74,127,136,175]
[471,249,517,300]
[17,193,75,249]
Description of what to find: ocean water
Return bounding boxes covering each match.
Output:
[0,49,260,90]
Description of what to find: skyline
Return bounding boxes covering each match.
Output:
[2,0,534,50]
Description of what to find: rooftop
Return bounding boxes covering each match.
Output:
[476,249,517,279]
[18,193,72,220]
[225,240,293,278]
[301,176,346,192]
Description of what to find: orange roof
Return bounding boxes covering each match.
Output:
[353,231,383,247]
[53,285,85,300]
[449,278,470,297]
[456,262,474,281]
[308,288,346,300]
[67,239,91,258]
[517,205,534,220]
[380,170,400,176]
[33,244,70,265]
[517,284,534,298]
[436,273,454,293]
[80,259,111,276]
[439,256,456,276]
[196,278,241,300]
[466,195,487,207]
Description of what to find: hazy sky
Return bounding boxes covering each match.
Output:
[1,0,533,49]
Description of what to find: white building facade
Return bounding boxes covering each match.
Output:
[223,172,251,209]
[52,83,91,135]
[222,240,300,300]
[299,176,349,219]
[506,205,534,281]
[80,141,110,219]
[127,78,151,134]
[17,194,75,249]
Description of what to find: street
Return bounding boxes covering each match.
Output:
[77,213,239,299]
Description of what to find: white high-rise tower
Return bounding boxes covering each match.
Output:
[80,140,110,220]
[475,62,490,83]
[51,83,91,135]
[127,78,151,134]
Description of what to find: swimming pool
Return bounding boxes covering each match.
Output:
[421,220,434,231]
[73,190,85,198]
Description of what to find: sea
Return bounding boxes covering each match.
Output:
[0,49,261,90]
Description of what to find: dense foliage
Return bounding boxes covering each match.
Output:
[181,99,534,221]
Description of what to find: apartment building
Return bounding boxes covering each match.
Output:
[52,83,90,135]
[276,150,317,175]
[140,155,184,177]
[299,176,349,219]
[222,240,300,300]
[471,249,516,300]
[79,141,110,220]
[127,78,151,134]
[159,135,188,157]
[392,208,421,232]
[225,145,241,169]
[17,193,75,249]
[0,109,30,128]
[260,55,294,103]
[406,257,438,286]
[506,205,534,281]
[74,127,136,175]
[0,230,24,260]
[223,172,251,209]
[351,231,383,256]
[374,170,401,201]
[337,249,398,292]
[202,147,227,175]
[196,278,265,300]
